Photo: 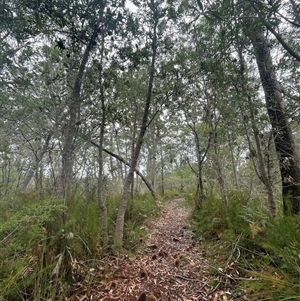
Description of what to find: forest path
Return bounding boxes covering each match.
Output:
[76,199,231,301]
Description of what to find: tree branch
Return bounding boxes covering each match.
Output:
[79,132,157,198]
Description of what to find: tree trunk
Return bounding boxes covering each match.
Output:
[227,133,239,189]
[249,1,300,63]
[114,128,125,181]
[290,0,300,25]
[248,96,276,217]
[103,148,157,198]
[189,124,206,208]
[252,30,300,214]
[147,126,158,191]
[22,132,52,190]
[97,29,108,249]
[213,142,228,206]
[79,133,157,198]
[130,113,137,198]
[61,28,98,201]
[114,17,158,249]
[234,47,276,217]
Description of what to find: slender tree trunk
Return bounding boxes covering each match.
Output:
[114,18,158,249]
[252,30,300,214]
[147,127,158,191]
[248,96,276,217]
[227,133,239,189]
[22,132,52,190]
[61,28,98,201]
[103,148,156,198]
[160,141,165,196]
[213,142,228,206]
[130,112,137,198]
[190,125,206,208]
[234,48,276,216]
[114,128,125,181]
[187,115,214,208]
[97,30,108,249]
[97,112,108,249]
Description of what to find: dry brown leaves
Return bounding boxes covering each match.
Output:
[68,199,248,301]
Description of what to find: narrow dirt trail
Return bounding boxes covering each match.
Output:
[77,199,231,301]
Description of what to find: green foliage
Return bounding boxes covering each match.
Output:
[0,193,66,300]
[124,193,159,251]
[64,195,101,256]
[161,189,183,200]
[106,194,122,226]
[191,190,300,300]
[191,190,251,241]
[257,216,300,278]
[0,191,159,300]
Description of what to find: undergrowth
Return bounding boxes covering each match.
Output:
[190,190,300,301]
[0,191,159,300]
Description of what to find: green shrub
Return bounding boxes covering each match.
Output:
[0,190,159,300]
[257,216,300,278]
[0,194,66,300]
[190,190,300,300]
[160,189,182,200]
[124,193,159,251]
[191,190,252,241]
[0,192,108,300]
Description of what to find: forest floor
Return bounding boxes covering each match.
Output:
[69,199,247,301]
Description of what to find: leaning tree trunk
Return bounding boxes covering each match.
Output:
[252,30,300,214]
[79,132,157,198]
[61,28,98,201]
[114,18,158,249]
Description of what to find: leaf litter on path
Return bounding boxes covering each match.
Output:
[69,199,247,301]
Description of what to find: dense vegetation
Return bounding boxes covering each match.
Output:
[1,0,300,299]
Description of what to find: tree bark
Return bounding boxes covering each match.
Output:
[61,28,98,201]
[252,30,300,214]
[213,141,228,206]
[114,14,158,249]
[250,1,300,62]
[97,29,108,249]
[227,133,239,189]
[233,48,276,216]
[193,127,206,208]
[248,96,276,217]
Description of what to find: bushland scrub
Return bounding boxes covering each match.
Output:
[190,190,300,301]
[2,188,300,301]
[0,191,158,300]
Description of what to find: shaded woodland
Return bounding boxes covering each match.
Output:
[1,0,300,300]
